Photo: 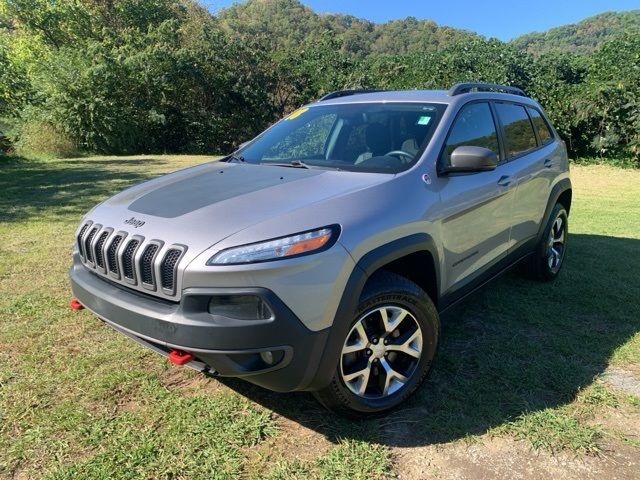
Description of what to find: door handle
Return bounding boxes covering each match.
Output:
[544,159,554,168]
[497,175,512,187]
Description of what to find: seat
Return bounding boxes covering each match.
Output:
[355,123,391,165]
[401,138,419,156]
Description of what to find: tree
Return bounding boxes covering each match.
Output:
[579,34,640,162]
[0,30,31,118]
[0,0,638,163]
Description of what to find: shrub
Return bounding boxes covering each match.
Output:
[14,120,76,158]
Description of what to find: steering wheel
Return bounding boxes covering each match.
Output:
[384,150,415,163]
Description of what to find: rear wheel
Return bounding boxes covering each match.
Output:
[521,203,568,281]
[313,271,439,416]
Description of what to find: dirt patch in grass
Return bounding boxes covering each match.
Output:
[603,367,640,397]
[393,436,639,480]
[158,366,221,392]
[274,418,334,462]
[243,416,335,479]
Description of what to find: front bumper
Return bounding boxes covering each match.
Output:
[69,261,330,392]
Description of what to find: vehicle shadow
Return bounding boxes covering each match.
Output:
[219,233,640,447]
[0,156,169,223]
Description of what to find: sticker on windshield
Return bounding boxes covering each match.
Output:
[417,115,431,125]
[287,107,309,120]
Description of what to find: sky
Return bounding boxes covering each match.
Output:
[204,0,640,40]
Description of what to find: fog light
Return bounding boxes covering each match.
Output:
[208,295,274,320]
[260,351,274,365]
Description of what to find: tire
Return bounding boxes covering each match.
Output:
[313,271,439,417]
[521,203,568,281]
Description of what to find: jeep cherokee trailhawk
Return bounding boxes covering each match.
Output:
[70,83,572,415]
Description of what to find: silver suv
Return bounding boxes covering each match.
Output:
[70,83,572,415]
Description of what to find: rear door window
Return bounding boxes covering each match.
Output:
[494,103,537,158]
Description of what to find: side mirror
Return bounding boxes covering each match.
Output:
[443,146,498,173]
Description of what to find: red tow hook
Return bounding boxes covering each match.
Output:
[69,298,84,311]
[168,349,194,365]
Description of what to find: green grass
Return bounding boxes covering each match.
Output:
[500,408,601,454]
[570,156,639,169]
[263,440,391,480]
[1,156,639,478]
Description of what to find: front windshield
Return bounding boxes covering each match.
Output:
[236,102,445,173]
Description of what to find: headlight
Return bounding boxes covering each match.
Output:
[207,225,339,265]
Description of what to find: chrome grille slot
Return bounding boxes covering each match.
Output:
[77,223,89,259]
[161,248,182,292]
[140,244,159,286]
[84,227,99,263]
[122,239,140,280]
[107,235,124,275]
[77,220,185,300]
[94,231,110,269]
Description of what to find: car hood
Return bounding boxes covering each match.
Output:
[84,161,389,255]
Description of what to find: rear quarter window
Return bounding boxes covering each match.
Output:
[495,103,537,158]
[527,107,554,145]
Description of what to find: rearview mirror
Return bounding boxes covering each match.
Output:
[444,146,498,173]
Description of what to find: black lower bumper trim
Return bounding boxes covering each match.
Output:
[70,262,329,392]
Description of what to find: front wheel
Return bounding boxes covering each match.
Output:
[313,271,439,416]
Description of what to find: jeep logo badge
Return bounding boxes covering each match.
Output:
[124,217,145,228]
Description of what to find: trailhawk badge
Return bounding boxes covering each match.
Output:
[124,217,145,228]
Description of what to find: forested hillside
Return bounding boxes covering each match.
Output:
[0,0,638,165]
[511,10,640,56]
[218,0,480,57]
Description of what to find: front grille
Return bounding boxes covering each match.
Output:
[78,219,185,299]
[94,231,109,268]
[122,239,139,280]
[161,248,182,291]
[140,244,159,284]
[107,235,123,274]
[84,227,99,263]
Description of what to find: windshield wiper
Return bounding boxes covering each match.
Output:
[261,160,310,169]
[226,154,246,163]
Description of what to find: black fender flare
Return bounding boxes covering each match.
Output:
[536,178,572,245]
[303,233,440,391]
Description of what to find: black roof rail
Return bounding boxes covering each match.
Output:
[318,89,387,101]
[449,82,527,97]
